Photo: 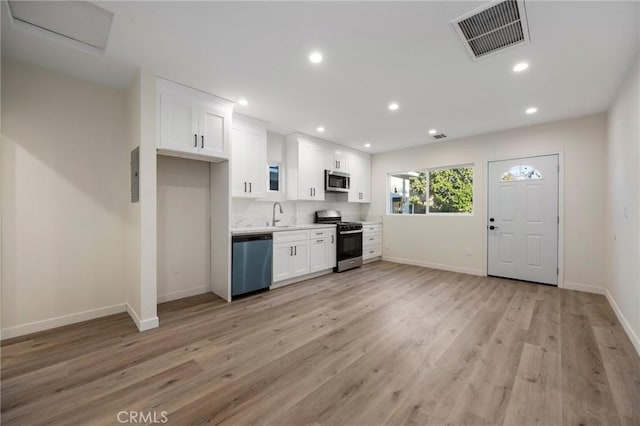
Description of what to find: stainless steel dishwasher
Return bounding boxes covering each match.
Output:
[232,233,273,297]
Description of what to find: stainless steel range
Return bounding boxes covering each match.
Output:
[315,210,363,272]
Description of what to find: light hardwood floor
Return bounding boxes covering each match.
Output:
[2,261,639,425]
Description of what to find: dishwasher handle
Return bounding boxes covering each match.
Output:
[232,233,273,243]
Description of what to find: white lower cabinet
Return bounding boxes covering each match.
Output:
[273,231,310,283]
[309,237,328,272]
[273,227,336,284]
[327,228,337,267]
[363,223,382,261]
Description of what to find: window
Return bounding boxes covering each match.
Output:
[268,164,280,192]
[388,165,473,215]
[501,165,542,181]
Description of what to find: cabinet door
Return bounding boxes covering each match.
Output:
[309,238,328,272]
[347,153,371,203]
[291,241,310,277]
[298,143,325,201]
[199,105,228,159]
[159,91,199,154]
[273,243,293,282]
[231,128,249,197]
[327,229,337,267]
[246,131,267,198]
[326,152,348,172]
[359,155,371,202]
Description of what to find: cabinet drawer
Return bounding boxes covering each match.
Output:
[363,245,382,259]
[273,230,310,243]
[309,228,330,238]
[363,224,382,234]
[363,233,382,247]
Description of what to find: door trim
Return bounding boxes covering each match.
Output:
[483,152,565,288]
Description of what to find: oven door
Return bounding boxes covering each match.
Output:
[338,230,363,261]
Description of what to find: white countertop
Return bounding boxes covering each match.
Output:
[231,223,336,235]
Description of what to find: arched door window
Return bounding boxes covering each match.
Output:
[501,165,542,181]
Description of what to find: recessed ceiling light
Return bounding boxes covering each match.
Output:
[388,102,399,111]
[525,107,538,114]
[316,126,325,132]
[364,143,371,148]
[513,62,529,72]
[309,52,323,64]
[428,129,437,135]
[238,99,248,106]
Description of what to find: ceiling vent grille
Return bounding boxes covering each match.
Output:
[431,134,447,140]
[451,0,530,61]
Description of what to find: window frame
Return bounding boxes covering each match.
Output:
[386,163,475,217]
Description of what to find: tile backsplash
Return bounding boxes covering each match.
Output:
[232,194,368,228]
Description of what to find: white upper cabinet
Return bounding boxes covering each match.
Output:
[286,134,325,201]
[157,78,233,162]
[325,149,349,173]
[231,114,268,199]
[348,151,372,203]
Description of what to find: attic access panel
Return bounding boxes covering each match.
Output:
[7,0,113,51]
[451,0,530,61]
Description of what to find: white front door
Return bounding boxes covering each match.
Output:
[487,155,559,285]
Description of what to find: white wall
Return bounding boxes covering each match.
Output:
[367,114,607,289]
[606,56,640,354]
[1,59,130,337]
[125,70,141,324]
[157,156,211,302]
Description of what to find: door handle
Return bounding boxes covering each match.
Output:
[194,134,197,147]
[310,188,313,196]
[294,245,297,255]
[489,225,499,230]
[201,135,204,148]
[249,182,252,193]
[290,246,293,256]
[331,235,334,243]
[244,182,247,192]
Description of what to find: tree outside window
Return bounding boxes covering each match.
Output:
[389,165,473,214]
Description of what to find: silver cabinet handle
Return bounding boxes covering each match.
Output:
[290,246,293,256]
[201,135,204,148]
[249,182,252,193]
[331,235,334,243]
[194,134,197,147]
[294,245,297,255]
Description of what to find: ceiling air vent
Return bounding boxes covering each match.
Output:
[451,0,530,61]
[431,134,447,140]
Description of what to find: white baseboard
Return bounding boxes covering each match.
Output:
[605,289,640,357]
[562,281,606,295]
[157,286,211,304]
[1,303,127,340]
[126,304,159,332]
[382,256,484,276]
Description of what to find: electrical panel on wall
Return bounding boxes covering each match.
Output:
[131,147,139,203]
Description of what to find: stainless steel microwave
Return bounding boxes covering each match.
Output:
[325,170,350,192]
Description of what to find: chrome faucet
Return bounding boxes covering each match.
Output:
[272,202,284,227]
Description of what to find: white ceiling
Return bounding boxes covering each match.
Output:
[2,1,639,153]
